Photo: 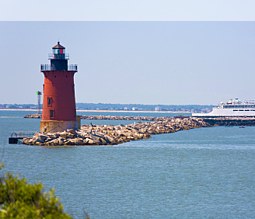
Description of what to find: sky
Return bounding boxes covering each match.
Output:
[0,1,255,105]
[1,0,255,21]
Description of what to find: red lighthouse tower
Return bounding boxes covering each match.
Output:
[40,42,80,133]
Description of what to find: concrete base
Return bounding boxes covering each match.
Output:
[40,117,81,133]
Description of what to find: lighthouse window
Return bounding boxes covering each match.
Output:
[53,49,64,54]
[50,110,55,119]
[54,49,59,54]
[47,97,53,106]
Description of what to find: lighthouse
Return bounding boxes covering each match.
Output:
[40,42,80,133]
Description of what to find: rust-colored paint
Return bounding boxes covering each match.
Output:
[41,71,76,121]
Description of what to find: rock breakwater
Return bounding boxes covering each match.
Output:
[80,115,156,121]
[24,114,188,121]
[23,117,209,146]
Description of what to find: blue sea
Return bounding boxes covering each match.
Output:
[1,110,255,219]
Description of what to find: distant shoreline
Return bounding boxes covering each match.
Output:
[0,108,191,114]
[77,109,190,114]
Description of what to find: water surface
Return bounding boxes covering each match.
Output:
[1,110,255,219]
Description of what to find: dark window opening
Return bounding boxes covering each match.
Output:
[50,110,55,119]
[47,97,53,106]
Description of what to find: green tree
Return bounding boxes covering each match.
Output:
[0,165,72,219]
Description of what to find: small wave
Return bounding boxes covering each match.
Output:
[120,141,255,151]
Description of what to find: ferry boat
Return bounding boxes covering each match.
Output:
[192,98,255,117]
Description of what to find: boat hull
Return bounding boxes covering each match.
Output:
[192,108,255,117]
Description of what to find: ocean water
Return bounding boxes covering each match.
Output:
[1,110,255,219]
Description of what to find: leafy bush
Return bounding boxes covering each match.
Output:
[0,171,72,219]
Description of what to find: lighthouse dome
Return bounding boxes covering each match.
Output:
[52,42,65,49]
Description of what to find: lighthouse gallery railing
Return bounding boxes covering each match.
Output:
[41,64,78,71]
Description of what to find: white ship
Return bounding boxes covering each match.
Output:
[192,98,255,117]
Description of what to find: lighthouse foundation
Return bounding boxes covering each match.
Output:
[40,117,81,133]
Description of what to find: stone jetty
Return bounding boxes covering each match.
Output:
[24,114,162,121]
[22,117,209,146]
[80,115,156,121]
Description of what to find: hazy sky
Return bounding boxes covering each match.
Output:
[0,22,255,105]
[1,1,255,105]
[1,0,255,21]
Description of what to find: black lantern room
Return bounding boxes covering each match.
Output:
[50,42,68,71]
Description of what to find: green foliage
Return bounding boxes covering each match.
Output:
[0,173,72,219]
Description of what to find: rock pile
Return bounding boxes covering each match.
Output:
[24,114,189,121]
[22,117,209,146]
[80,115,156,121]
